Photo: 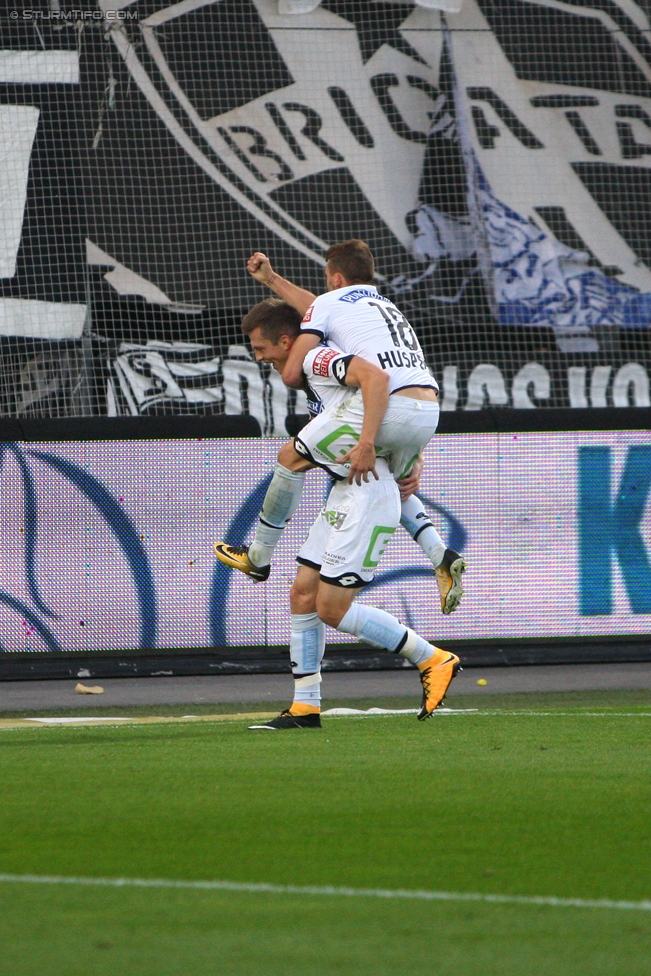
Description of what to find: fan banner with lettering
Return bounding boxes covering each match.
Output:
[0,0,650,419]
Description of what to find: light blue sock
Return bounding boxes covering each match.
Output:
[249,464,306,567]
[400,495,446,567]
[290,612,326,706]
[338,603,405,651]
[338,603,433,665]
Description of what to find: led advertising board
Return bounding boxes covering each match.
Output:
[0,431,649,659]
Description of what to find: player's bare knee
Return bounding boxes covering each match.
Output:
[290,582,315,615]
[277,440,307,471]
[290,566,319,615]
[315,590,352,629]
[315,600,341,628]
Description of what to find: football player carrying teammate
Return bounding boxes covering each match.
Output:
[215,240,465,614]
[215,300,460,727]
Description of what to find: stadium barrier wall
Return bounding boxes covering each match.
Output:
[0,414,650,680]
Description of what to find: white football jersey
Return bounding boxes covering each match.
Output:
[302,344,356,415]
[301,285,438,393]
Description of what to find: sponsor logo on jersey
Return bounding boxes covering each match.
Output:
[302,305,314,323]
[312,347,339,376]
[339,288,391,304]
[363,526,397,569]
[307,397,323,417]
[324,509,347,530]
[316,424,359,462]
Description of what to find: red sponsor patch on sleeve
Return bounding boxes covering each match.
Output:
[302,305,314,323]
[312,347,338,376]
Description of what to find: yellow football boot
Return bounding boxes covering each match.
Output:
[213,543,270,582]
[417,647,461,720]
[434,548,466,614]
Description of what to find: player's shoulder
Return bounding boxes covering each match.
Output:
[301,289,334,329]
[305,289,338,313]
[303,343,346,376]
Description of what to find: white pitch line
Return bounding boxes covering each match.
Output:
[445,711,651,718]
[325,710,651,718]
[0,873,649,913]
[0,710,650,734]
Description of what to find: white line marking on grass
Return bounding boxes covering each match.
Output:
[322,709,651,718]
[322,707,417,715]
[0,873,649,913]
[1,710,650,733]
[442,711,651,718]
[25,717,132,724]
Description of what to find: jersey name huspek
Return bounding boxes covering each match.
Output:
[301,285,438,393]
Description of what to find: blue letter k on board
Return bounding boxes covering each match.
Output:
[579,446,651,615]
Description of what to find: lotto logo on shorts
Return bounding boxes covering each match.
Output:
[313,348,338,376]
[302,305,314,323]
[336,574,362,587]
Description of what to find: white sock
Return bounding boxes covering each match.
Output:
[249,464,306,567]
[400,495,446,567]
[290,612,325,707]
[338,603,404,651]
[338,604,433,666]
[293,673,322,707]
[399,629,436,666]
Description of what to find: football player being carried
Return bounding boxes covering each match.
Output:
[214,299,460,727]
[214,239,466,615]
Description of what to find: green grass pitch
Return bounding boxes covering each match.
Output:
[1,691,650,975]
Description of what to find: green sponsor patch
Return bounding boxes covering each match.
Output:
[324,509,347,530]
[316,424,360,461]
[363,525,397,568]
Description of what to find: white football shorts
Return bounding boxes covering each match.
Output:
[296,458,401,588]
[295,390,440,481]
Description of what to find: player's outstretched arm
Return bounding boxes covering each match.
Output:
[246,252,316,316]
[339,357,390,485]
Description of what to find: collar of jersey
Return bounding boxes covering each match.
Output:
[327,284,378,299]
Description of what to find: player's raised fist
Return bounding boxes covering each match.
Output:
[247,252,276,287]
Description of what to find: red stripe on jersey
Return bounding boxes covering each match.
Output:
[302,305,314,322]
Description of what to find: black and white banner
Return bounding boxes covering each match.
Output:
[1,0,651,417]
